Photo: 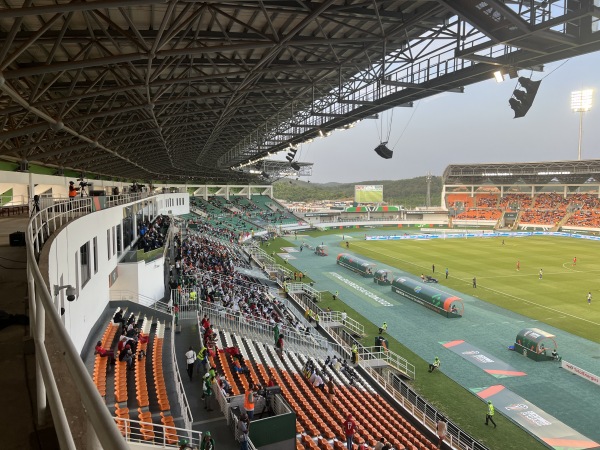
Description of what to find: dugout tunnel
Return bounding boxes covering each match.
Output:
[514,328,557,361]
[391,277,463,318]
[374,269,392,285]
[315,244,328,256]
[336,253,375,277]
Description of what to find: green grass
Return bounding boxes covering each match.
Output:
[274,231,600,450]
[349,236,600,343]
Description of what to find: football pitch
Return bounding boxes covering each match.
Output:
[276,231,600,449]
[349,235,600,343]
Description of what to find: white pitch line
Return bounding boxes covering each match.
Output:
[352,242,600,327]
[561,262,583,272]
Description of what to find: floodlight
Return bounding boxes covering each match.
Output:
[571,89,593,112]
[571,89,594,160]
[493,71,504,83]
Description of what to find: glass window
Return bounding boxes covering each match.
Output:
[107,229,111,260]
[80,242,90,286]
[93,237,98,274]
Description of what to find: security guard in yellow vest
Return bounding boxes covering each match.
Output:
[351,344,358,364]
[485,400,497,428]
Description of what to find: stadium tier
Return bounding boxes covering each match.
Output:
[443,160,600,230]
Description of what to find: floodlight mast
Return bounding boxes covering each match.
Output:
[571,89,594,161]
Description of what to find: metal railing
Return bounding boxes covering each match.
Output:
[358,346,416,380]
[115,416,202,448]
[26,204,137,449]
[109,289,172,314]
[286,282,321,303]
[195,300,331,357]
[320,311,365,336]
[29,193,151,257]
[0,193,28,206]
[170,315,194,432]
[367,369,488,450]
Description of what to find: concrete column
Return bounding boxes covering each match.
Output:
[35,288,47,426]
[29,171,35,206]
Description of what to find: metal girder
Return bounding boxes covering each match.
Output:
[0,0,599,183]
[383,80,464,94]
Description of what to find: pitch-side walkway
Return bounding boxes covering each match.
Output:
[286,230,600,445]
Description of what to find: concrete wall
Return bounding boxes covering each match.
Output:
[111,257,166,306]
[45,193,188,353]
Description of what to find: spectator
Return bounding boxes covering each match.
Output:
[113,310,124,326]
[203,373,214,411]
[312,372,325,391]
[185,346,196,381]
[343,414,356,450]
[119,344,134,370]
[94,341,115,365]
[237,413,249,450]
[275,334,284,358]
[437,417,447,449]
[200,431,215,450]
[244,383,255,420]
[327,378,335,401]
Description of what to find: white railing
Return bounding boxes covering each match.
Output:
[115,416,202,448]
[320,311,365,336]
[367,369,487,450]
[285,282,321,302]
[196,301,331,357]
[170,315,194,431]
[0,194,28,206]
[109,289,172,314]
[26,205,133,449]
[29,193,151,256]
[358,346,416,380]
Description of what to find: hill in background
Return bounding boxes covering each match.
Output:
[273,176,442,208]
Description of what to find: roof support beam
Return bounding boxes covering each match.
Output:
[0,0,168,19]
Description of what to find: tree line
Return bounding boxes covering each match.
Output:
[272,176,442,208]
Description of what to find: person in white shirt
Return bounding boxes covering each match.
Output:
[185,346,196,381]
[312,372,325,391]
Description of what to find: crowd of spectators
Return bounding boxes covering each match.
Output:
[455,209,502,220]
[452,192,600,228]
[533,193,570,210]
[568,193,600,210]
[170,228,291,331]
[565,209,600,228]
[475,195,498,208]
[519,209,566,225]
[228,196,296,225]
[136,215,170,252]
[499,194,533,210]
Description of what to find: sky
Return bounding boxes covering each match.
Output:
[291,52,600,184]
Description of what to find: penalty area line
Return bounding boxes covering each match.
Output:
[561,262,582,272]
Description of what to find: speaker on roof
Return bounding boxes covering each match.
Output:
[374,144,393,159]
[509,77,541,118]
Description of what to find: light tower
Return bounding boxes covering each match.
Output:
[426,172,432,209]
[570,89,593,160]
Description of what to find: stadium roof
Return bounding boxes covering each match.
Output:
[443,159,600,185]
[1,1,600,183]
